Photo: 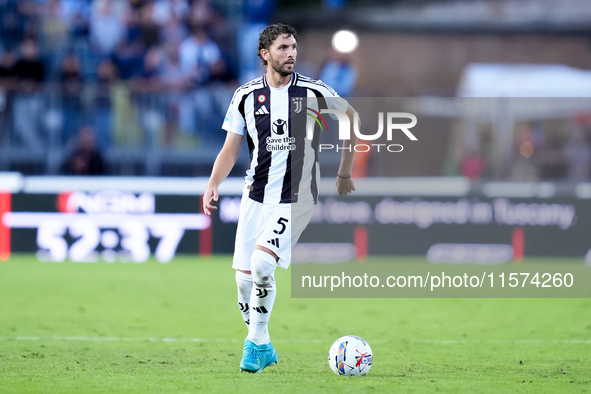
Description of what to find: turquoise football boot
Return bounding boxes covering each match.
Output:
[240,339,278,373]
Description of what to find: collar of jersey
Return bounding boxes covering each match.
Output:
[264,74,294,91]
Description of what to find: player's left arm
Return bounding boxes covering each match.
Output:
[336,104,358,195]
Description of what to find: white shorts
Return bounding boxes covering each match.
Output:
[232,190,315,270]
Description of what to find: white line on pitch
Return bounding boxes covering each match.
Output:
[417,339,591,345]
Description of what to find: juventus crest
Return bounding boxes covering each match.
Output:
[292,97,303,113]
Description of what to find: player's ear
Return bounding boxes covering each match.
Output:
[261,49,269,62]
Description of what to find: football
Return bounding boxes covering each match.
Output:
[328,335,373,376]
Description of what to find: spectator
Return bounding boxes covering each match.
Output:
[60,0,91,25]
[40,0,70,75]
[14,37,45,92]
[0,51,16,137]
[60,53,84,143]
[69,0,91,39]
[60,53,82,95]
[160,13,187,47]
[187,0,215,27]
[152,0,189,26]
[63,126,105,175]
[0,0,26,51]
[112,9,145,80]
[237,0,275,83]
[17,0,44,36]
[161,43,189,91]
[319,50,357,97]
[159,43,189,145]
[92,58,118,150]
[90,0,126,56]
[178,24,225,86]
[132,46,164,93]
[12,37,46,150]
[132,46,165,150]
[138,2,161,49]
[0,51,17,89]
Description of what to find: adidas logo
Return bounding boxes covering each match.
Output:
[267,238,279,248]
[252,306,268,314]
[255,105,269,115]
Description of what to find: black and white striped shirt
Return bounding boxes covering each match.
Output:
[222,73,348,204]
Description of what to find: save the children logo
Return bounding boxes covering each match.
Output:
[272,119,287,135]
[267,119,295,152]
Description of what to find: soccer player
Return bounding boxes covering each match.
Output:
[203,23,358,373]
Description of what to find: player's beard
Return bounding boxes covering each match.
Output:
[269,56,295,77]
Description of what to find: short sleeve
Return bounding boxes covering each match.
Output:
[315,79,349,113]
[222,91,246,135]
[326,95,349,113]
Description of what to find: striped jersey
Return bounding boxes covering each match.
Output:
[222,72,348,204]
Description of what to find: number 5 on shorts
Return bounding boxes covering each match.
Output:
[273,217,289,235]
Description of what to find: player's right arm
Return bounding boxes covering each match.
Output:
[203,132,243,215]
[204,87,247,215]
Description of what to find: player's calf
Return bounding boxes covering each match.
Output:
[247,250,277,346]
[235,270,253,328]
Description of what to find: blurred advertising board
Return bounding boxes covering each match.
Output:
[1,175,591,262]
[0,175,242,262]
[2,191,208,262]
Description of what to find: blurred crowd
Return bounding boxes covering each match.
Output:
[4,0,584,181]
[0,0,279,175]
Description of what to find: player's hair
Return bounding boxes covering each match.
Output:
[257,23,299,66]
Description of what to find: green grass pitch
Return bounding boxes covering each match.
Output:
[0,255,589,393]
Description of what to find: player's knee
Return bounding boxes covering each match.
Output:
[235,270,252,292]
[251,249,276,288]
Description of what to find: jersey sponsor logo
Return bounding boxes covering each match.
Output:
[255,105,269,116]
[258,94,266,103]
[272,119,287,135]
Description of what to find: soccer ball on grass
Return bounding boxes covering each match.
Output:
[328,335,373,376]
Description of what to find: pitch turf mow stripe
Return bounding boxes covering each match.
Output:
[1,336,589,345]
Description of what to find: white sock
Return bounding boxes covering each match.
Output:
[235,270,253,328]
[247,249,277,346]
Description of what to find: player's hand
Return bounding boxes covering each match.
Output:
[203,183,219,215]
[336,176,356,195]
